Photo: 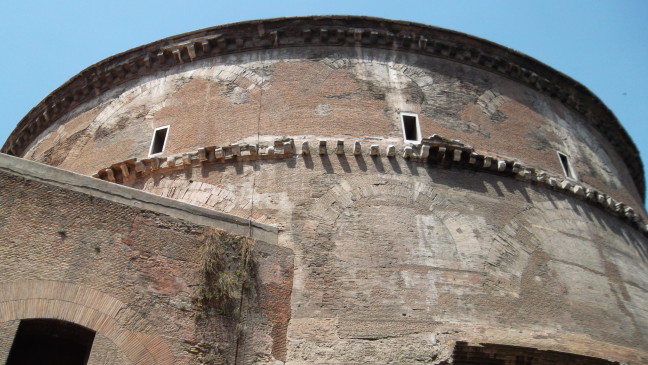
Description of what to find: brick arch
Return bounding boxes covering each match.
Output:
[0,280,174,365]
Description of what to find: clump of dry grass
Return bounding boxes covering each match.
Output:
[193,228,255,318]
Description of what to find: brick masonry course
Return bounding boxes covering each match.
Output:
[0,154,292,364]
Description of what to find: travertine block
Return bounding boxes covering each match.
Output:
[453,149,462,162]
[336,140,344,155]
[104,168,115,182]
[319,140,327,155]
[403,146,413,159]
[483,156,492,168]
[438,147,447,160]
[536,172,547,183]
[283,141,293,156]
[119,164,130,178]
[512,162,522,173]
[596,193,606,204]
[135,161,145,173]
[214,148,224,159]
[197,148,207,162]
[231,144,241,157]
[182,154,191,166]
[572,185,585,196]
[420,145,430,160]
[469,152,478,164]
[497,160,506,172]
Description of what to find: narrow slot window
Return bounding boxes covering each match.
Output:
[149,126,169,156]
[401,113,421,143]
[557,151,576,180]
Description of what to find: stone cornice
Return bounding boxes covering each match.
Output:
[92,137,648,240]
[2,15,643,200]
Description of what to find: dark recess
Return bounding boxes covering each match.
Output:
[7,318,96,365]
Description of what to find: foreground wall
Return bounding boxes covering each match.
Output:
[0,154,292,364]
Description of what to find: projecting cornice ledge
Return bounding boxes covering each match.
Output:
[91,136,648,240]
[2,16,643,200]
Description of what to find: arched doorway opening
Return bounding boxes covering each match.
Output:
[7,318,95,365]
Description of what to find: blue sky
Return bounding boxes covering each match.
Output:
[1,1,646,201]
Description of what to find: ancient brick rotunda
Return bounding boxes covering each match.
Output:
[1,16,647,364]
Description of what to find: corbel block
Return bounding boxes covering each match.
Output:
[104,168,115,182]
[453,149,462,162]
[319,140,327,155]
[119,164,130,179]
[353,141,361,155]
[135,161,146,173]
[182,154,191,166]
[283,141,293,156]
[497,160,506,172]
[197,148,207,162]
[336,140,345,155]
[231,144,241,157]
[483,156,492,169]
[403,146,413,159]
[469,152,478,165]
[420,145,430,160]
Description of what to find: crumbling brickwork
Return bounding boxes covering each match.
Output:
[0,156,292,364]
[1,16,647,364]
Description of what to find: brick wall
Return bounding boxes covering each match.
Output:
[21,47,644,212]
[0,155,292,364]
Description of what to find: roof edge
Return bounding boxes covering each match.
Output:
[0,152,278,243]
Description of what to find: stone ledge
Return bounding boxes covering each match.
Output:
[0,153,278,244]
[92,135,648,239]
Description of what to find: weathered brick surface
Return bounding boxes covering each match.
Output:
[120,152,648,364]
[87,333,128,365]
[21,48,644,214]
[0,320,18,364]
[0,157,293,364]
[4,19,648,364]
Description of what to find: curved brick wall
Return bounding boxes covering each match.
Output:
[3,16,648,364]
[19,48,645,214]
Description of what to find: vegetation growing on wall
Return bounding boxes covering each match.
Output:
[193,228,255,318]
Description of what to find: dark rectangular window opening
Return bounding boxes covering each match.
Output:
[558,151,575,179]
[149,126,169,156]
[7,318,96,365]
[401,114,420,142]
